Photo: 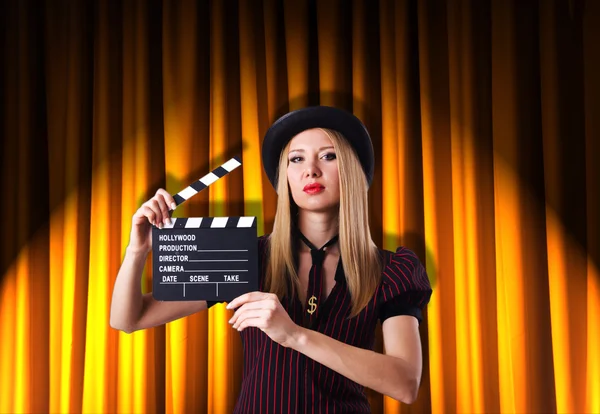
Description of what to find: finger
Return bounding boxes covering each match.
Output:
[147,199,167,227]
[133,204,150,222]
[235,314,266,332]
[152,193,172,225]
[138,205,158,226]
[156,188,177,211]
[229,300,273,325]
[232,309,269,330]
[227,292,256,309]
[226,291,273,310]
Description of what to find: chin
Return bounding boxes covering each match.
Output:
[296,200,339,214]
[291,190,339,212]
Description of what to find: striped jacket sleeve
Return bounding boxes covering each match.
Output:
[378,247,432,324]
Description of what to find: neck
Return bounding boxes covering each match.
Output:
[296,209,339,250]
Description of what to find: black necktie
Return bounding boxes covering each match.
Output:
[297,231,339,326]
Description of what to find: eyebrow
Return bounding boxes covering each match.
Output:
[288,146,335,153]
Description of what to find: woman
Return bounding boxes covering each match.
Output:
[110,106,432,413]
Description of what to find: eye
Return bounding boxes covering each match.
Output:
[289,156,303,163]
[321,152,336,161]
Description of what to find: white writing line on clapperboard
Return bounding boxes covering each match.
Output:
[158,267,248,273]
[184,270,249,272]
[189,259,248,262]
[197,249,248,252]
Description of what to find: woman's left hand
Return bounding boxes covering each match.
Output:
[227,292,301,348]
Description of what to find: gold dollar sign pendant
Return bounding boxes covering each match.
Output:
[307,296,318,314]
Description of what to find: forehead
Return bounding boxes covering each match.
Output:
[288,128,333,150]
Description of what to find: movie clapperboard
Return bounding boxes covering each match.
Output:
[152,156,259,302]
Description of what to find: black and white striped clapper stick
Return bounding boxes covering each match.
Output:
[171,156,242,207]
[151,155,259,302]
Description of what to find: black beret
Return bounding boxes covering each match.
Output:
[261,106,374,191]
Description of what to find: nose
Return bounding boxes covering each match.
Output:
[304,160,321,178]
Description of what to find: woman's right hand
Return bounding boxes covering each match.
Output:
[128,188,177,254]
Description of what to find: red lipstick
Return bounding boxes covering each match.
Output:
[303,183,325,194]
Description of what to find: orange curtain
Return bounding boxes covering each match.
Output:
[1,0,598,413]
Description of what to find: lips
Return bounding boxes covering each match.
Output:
[303,183,325,194]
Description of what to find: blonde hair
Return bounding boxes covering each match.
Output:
[264,128,382,317]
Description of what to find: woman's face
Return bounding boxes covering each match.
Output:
[286,129,340,213]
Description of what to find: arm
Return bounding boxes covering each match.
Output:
[226,292,424,404]
[289,315,422,404]
[109,188,207,334]
[109,247,207,334]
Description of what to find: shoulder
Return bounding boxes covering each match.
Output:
[377,246,431,301]
[257,233,271,252]
[374,246,432,323]
[380,247,426,278]
[256,234,273,265]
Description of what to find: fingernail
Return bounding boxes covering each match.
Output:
[171,203,177,210]
[225,303,231,309]
[165,217,171,225]
[158,223,163,229]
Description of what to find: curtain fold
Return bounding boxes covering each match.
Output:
[584,2,600,411]
[1,0,598,413]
